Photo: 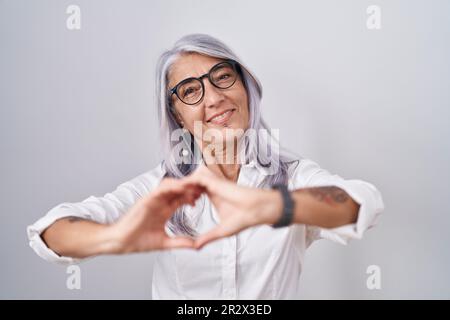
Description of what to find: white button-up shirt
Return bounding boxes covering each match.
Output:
[27,158,384,299]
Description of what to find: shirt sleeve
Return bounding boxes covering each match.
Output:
[288,158,384,247]
[26,164,165,265]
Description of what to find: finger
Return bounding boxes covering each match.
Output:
[162,236,196,250]
[186,167,245,203]
[163,178,205,200]
[184,165,217,188]
[177,187,203,206]
[177,194,197,207]
[155,179,203,207]
[162,187,204,215]
[168,192,197,210]
[143,179,182,206]
[168,195,188,210]
[194,223,238,250]
[181,184,207,203]
[158,178,186,195]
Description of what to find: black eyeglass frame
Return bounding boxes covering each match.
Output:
[168,59,241,106]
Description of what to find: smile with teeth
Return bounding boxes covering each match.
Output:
[207,109,235,124]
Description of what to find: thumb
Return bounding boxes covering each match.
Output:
[162,236,196,249]
[194,223,237,250]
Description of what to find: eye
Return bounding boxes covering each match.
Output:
[212,64,235,84]
[183,88,193,97]
[182,86,199,98]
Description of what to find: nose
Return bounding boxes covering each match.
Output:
[202,77,225,109]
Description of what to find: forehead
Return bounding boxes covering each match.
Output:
[168,53,224,87]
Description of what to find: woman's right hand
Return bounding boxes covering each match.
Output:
[104,178,204,254]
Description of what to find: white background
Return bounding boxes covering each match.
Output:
[1,0,449,298]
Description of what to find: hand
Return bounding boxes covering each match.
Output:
[105,178,204,254]
[185,165,283,250]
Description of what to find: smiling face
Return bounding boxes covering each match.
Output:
[168,53,249,144]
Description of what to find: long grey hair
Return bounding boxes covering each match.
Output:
[155,34,299,236]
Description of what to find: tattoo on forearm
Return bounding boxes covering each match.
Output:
[307,186,349,206]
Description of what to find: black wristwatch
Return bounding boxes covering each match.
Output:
[271,184,295,228]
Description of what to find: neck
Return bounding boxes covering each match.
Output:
[199,137,242,182]
[207,162,241,182]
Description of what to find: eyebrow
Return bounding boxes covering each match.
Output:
[169,60,226,89]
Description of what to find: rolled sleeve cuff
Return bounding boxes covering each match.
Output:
[311,179,385,245]
[26,204,88,265]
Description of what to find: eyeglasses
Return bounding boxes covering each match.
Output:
[169,60,240,106]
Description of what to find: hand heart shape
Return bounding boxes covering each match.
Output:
[107,165,281,254]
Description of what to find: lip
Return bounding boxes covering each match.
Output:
[206,108,236,125]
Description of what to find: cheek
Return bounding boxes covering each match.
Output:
[180,108,205,131]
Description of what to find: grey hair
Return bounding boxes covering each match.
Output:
[155,34,299,236]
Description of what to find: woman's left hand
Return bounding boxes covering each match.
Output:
[185,165,283,249]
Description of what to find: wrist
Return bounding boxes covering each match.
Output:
[254,189,284,225]
[270,184,295,228]
[95,224,124,255]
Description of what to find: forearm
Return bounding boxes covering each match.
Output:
[290,186,359,228]
[262,186,360,229]
[41,217,117,259]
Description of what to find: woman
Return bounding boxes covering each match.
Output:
[27,34,384,299]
